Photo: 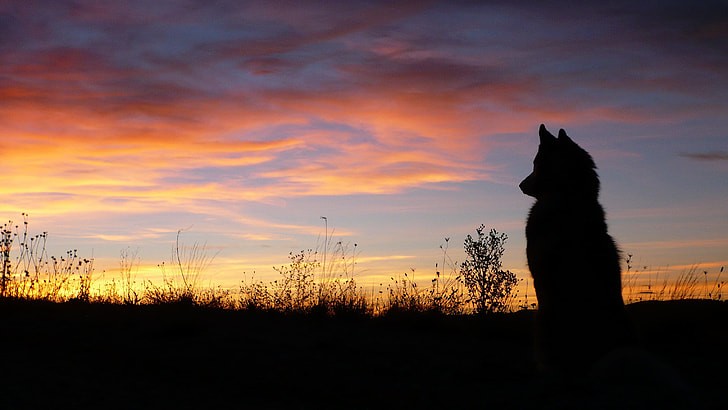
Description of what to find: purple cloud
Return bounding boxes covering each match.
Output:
[680,151,728,162]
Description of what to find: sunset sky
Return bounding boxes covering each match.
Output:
[2,1,726,293]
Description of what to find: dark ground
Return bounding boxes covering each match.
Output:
[0,299,725,409]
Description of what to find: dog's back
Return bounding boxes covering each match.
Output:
[520,125,632,374]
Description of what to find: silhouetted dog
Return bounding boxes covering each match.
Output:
[520,125,632,376]
[520,125,702,408]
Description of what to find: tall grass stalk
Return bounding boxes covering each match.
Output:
[144,229,219,305]
[428,238,466,314]
[670,265,702,300]
[708,266,724,300]
[119,247,141,304]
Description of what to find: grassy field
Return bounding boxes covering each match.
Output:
[1,298,725,409]
[1,221,725,408]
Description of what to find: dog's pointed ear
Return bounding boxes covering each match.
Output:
[539,124,556,145]
[557,128,573,144]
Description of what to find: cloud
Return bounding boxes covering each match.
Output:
[0,1,726,290]
[2,0,727,224]
[355,255,415,264]
[623,238,728,250]
[680,151,728,162]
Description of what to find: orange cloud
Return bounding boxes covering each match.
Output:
[1,0,726,292]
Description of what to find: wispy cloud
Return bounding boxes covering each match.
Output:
[1,1,726,285]
[624,238,728,250]
[680,151,728,161]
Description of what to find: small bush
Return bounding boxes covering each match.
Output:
[459,225,519,314]
[271,249,318,312]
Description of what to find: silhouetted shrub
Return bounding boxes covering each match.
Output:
[459,225,518,314]
[271,249,318,311]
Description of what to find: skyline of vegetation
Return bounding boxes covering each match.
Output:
[1,216,722,313]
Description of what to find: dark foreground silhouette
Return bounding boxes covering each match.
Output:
[518,126,714,409]
[0,299,725,409]
[521,125,632,375]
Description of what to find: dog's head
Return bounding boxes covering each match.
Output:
[519,124,599,199]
